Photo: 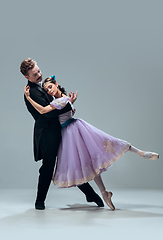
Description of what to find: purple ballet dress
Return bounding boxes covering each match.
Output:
[50,97,130,188]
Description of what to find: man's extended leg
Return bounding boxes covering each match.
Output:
[78,182,104,207]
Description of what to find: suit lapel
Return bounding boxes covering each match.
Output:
[28,81,43,92]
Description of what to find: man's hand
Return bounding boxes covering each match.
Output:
[72,108,76,116]
[69,91,78,104]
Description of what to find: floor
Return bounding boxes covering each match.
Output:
[0,187,163,240]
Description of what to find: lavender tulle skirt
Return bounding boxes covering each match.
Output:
[53,119,130,188]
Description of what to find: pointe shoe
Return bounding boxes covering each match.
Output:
[101,191,115,210]
[144,152,159,160]
[138,151,159,160]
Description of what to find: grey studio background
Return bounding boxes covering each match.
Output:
[0,0,162,191]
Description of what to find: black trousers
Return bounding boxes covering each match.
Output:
[36,122,99,203]
[36,123,61,202]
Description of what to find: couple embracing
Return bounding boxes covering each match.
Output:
[20,58,159,211]
[20,58,107,210]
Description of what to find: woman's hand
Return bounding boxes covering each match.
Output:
[69,91,78,104]
[24,85,30,98]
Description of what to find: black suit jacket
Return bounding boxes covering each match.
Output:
[24,81,72,161]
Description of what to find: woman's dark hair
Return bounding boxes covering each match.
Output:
[42,77,67,95]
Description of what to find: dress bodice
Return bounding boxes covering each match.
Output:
[59,110,73,125]
[50,96,73,125]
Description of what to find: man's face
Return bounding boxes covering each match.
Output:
[25,64,42,83]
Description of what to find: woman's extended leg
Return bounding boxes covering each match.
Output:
[94,175,115,210]
[129,146,159,160]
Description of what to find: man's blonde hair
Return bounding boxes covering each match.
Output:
[20,58,37,76]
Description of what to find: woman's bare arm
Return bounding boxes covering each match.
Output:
[24,85,55,114]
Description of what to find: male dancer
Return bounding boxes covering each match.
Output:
[20,58,104,210]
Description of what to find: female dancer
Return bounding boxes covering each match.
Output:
[24,76,159,210]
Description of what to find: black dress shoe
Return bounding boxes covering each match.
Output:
[35,201,45,210]
[86,194,104,207]
[78,182,104,207]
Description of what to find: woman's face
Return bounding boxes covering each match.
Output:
[44,82,58,97]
